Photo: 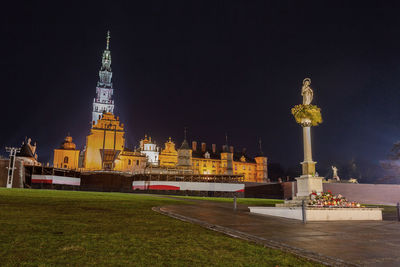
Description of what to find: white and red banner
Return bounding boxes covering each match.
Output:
[132,181,244,192]
[32,175,81,186]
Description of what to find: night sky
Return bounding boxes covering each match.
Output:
[2,1,400,180]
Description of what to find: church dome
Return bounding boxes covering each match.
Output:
[61,135,76,150]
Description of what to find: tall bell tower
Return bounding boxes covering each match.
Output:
[92,31,115,125]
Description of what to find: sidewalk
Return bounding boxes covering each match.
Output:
[155,200,400,267]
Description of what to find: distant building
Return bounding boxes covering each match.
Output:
[157,139,268,182]
[176,136,192,170]
[50,31,268,183]
[16,138,41,166]
[158,138,178,167]
[53,135,79,169]
[83,112,146,171]
[139,135,159,166]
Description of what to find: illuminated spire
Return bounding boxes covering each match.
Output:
[92,31,115,125]
[106,30,110,50]
[98,31,112,85]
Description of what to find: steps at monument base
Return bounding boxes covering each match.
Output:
[276,196,310,207]
[249,206,383,221]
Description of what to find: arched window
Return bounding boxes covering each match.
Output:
[64,156,69,164]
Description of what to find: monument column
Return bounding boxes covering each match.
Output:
[300,120,316,177]
[303,125,312,162]
[292,78,323,197]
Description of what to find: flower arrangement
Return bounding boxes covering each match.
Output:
[291,104,322,126]
[309,190,362,208]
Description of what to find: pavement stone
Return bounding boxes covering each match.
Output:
[154,199,400,267]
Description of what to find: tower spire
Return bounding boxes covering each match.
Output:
[257,137,264,157]
[223,133,229,152]
[184,127,187,141]
[180,127,190,149]
[106,30,110,50]
[92,31,115,125]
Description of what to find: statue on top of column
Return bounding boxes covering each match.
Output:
[301,78,313,105]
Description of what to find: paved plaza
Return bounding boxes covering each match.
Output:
[156,198,400,266]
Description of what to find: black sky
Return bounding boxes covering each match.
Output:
[2,1,400,178]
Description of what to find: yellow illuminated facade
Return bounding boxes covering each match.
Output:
[84,113,125,170]
[192,155,267,182]
[159,137,178,167]
[53,126,268,181]
[53,136,80,169]
[53,113,146,172]
[159,139,268,182]
[83,113,146,171]
[114,149,147,173]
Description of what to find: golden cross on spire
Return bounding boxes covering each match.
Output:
[106,30,110,50]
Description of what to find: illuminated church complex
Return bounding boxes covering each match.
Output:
[53,32,268,183]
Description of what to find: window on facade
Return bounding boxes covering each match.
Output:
[64,156,69,164]
[128,159,131,165]
[136,160,139,165]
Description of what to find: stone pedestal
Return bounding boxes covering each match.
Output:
[301,160,316,176]
[296,175,323,197]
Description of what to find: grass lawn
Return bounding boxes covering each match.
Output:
[0,188,321,266]
[167,195,284,206]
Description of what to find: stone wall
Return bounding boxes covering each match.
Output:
[323,183,400,206]
[0,159,25,188]
[282,181,400,205]
[282,182,297,200]
[80,173,133,192]
[244,182,283,199]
